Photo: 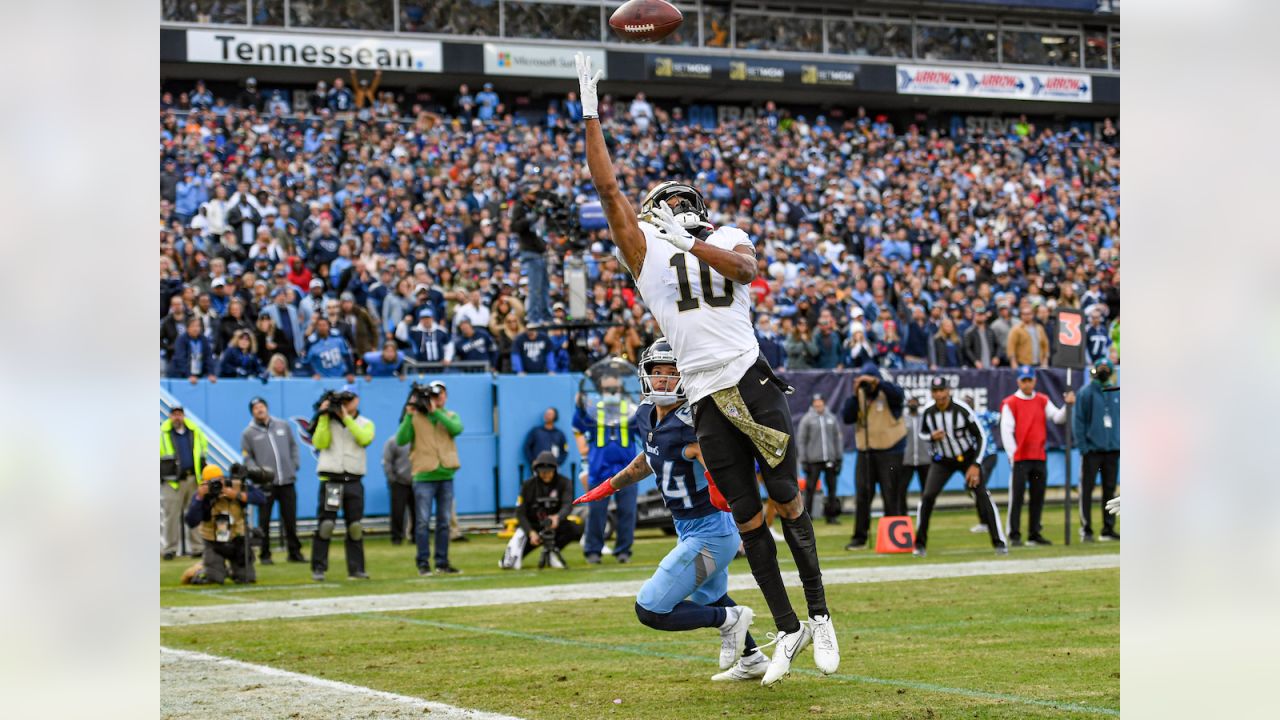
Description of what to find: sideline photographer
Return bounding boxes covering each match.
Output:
[510,179,555,326]
[311,386,375,581]
[501,451,582,570]
[840,362,907,550]
[241,397,304,565]
[396,380,464,575]
[183,465,267,584]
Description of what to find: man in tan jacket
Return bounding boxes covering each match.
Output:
[840,363,908,550]
[397,381,464,575]
[1005,301,1050,367]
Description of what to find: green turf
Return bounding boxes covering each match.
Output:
[161,506,1119,608]
[161,564,1119,718]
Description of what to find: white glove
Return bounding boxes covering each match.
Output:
[645,202,695,252]
[574,52,602,119]
[1105,495,1120,516]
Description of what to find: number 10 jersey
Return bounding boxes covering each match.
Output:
[634,222,759,404]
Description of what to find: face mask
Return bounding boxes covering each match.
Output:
[651,393,682,408]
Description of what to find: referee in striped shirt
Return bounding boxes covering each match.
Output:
[913,376,1008,557]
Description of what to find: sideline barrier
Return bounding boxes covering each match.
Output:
[160,367,1109,520]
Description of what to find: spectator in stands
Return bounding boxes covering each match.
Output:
[452,319,496,369]
[512,325,558,375]
[338,291,380,356]
[381,278,415,336]
[253,312,287,368]
[784,319,816,370]
[846,327,875,369]
[397,381,464,575]
[524,407,569,470]
[630,93,655,133]
[812,312,843,369]
[241,397,305,565]
[305,317,355,380]
[930,318,964,369]
[901,305,932,370]
[363,339,405,378]
[454,83,475,120]
[962,301,1001,369]
[168,316,217,383]
[327,76,354,114]
[263,289,304,362]
[475,82,500,122]
[990,295,1016,351]
[1085,305,1113,366]
[216,297,253,352]
[453,289,491,333]
[405,308,451,365]
[161,295,189,358]
[756,315,785,370]
[266,353,291,379]
[218,330,264,379]
[1007,301,1050,368]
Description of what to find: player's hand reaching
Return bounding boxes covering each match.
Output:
[574,479,617,505]
[644,202,695,252]
[574,52,602,119]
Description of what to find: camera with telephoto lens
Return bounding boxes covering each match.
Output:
[229,461,273,486]
[312,389,355,425]
[407,381,440,414]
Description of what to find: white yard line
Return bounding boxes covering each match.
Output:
[162,553,1117,627]
[160,647,525,720]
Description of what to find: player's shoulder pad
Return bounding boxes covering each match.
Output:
[674,403,694,427]
[707,225,752,252]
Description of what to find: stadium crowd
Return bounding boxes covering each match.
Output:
[159,78,1120,381]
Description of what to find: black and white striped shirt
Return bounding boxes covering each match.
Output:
[918,399,987,466]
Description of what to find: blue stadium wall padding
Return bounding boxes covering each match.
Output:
[162,373,1109,521]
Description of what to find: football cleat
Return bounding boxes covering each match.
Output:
[718,606,754,670]
[759,624,812,687]
[809,614,840,674]
[711,650,769,681]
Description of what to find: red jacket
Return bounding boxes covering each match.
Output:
[1000,391,1066,462]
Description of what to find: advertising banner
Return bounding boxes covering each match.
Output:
[186,29,442,72]
[779,367,1086,453]
[647,53,857,87]
[897,64,1092,103]
[483,43,605,78]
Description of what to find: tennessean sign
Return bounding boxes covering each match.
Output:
[186,30,443,72]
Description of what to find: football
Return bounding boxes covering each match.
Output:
[609,0,683,43]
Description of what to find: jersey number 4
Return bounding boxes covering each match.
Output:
[670,253,733,312]
[660,461,694,509]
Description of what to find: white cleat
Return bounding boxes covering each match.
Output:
[760,624,812,687]
[969,523,989,534]
[809,614,840,674]
[711,650,770,681]
[718,606,754,670]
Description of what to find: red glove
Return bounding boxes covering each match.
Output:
[573,480,617,505]
[704,471,731,513]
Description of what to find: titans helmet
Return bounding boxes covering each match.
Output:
[639,337,685,406]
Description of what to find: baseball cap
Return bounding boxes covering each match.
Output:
[930,376,949,390]
[1016,366,1036,381]
[418,308,434,318]
[309,278,324,290]
[202,465,224,482]
[248,396,268,411]
[414,283,430,295]
[210,277,226,288]
[339,291,355,302]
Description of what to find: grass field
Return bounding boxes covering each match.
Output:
[160,508,1119,718]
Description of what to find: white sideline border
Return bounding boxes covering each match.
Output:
[162,553,1117,627]
[160,647,525,720]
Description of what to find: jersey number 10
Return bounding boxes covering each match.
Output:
[670,253,734,312]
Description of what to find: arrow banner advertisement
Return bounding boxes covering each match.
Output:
[897,64,1092,103]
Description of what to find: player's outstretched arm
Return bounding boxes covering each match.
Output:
[575,52,646,277]
[573,452,653,504]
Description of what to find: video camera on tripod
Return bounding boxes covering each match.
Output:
[532,496,567,570]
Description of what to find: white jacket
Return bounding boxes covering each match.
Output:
[316,415,375,476]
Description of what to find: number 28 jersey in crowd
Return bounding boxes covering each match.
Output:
[632,400,736,540]
[633,223,759,404]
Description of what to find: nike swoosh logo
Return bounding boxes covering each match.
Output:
[759,378,769,385]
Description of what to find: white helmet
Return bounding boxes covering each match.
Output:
[640,181,712,235]
[639,337,684,407]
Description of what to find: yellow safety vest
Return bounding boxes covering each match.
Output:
[596,399,629,448]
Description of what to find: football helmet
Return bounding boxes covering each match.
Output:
[640,181,711,235]
[639,337,685,407]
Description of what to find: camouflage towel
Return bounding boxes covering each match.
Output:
[709,386,791,468]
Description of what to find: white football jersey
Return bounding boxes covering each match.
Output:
[633,222,759,403]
